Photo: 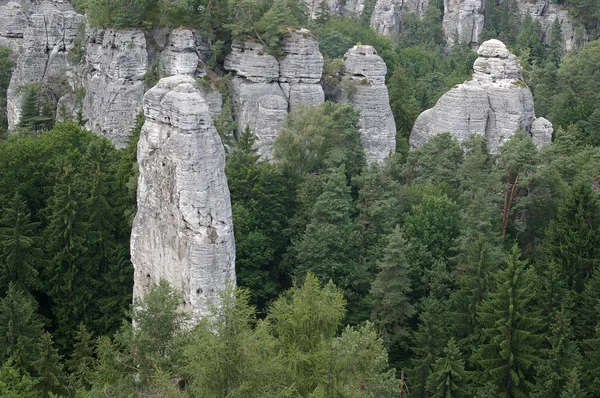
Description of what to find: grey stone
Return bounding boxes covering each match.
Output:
[409,39,552,152]
[6,1,84,128]
[224,41,279,83]
[160,28,206,78]
[340,45,396,164]
[531,117,553,148]
[517,0,587,52]
[131,75,235,320]
[224,32,324,158]
[370,0,430,36]
[443,0,485,47]
[79,28,148,148]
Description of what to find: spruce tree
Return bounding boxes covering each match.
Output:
[0,284,44,373]
[370,226,415,364]
[426,338,469,398]
[408,297,449,398]
[32,332,64,398]
[533,311,582,398]
[44,167,94,348]
[542,180,600,295]
[66,323,95,392]
[0,192,43,293]
[547,17,563,65]
[450,234,499,350]
[475,245,543,397]
[293,165,365,322]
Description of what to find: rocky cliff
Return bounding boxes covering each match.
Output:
[371,0,430,36]
[3,0,84,128]
[224,29,324,158]
[340,45,396,164]
[410,39,552,152]
[131,75,236,319]
[443,0,485,47]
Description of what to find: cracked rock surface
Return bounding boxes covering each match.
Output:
[5,0,84,128]
[371,0,430,36]
[131,75,236,320]
[224,29,324,158]
[340,45,396,164]
[410,39,552,152]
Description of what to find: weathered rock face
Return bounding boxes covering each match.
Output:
[5,0,84,128]
[303,0,365,19]
[531,116,553,148]
[60,26,212,148]
[160,28,208,78]
[340,45,396,164]
[78,28,148,148]
[410,39,552,152]
[443,0,485,47]
[517,0,587,52]
[224,29,324,157]
[131,75,235,319]
[371,0,430,36]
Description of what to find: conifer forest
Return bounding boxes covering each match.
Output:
[1,0,600,396]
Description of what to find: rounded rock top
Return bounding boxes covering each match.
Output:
[477,39,511,58]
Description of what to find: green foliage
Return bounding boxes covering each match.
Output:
[0,192,43,294]
[274,102,365,176]
[32,332,64,397]
[475,245,543,397]
[0,284,44,373]
[370,227,415,357]
[542,180,600,294]
[426,338,469,398]
[226,126,293,311]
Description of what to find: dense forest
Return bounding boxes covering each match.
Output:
[1,0,600,396]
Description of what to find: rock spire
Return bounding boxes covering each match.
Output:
[131,75,236,319]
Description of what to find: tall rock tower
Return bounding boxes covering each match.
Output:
[131,75,236,318]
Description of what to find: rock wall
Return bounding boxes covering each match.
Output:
[61,26,212,148]
[410,39,552,152]
[224,29,324,158]
[302,0,365,19]
[340,45,396,164]
[131,75,235,319]
[443,0,485,47]
[371,0,430,36]
[4,0,84,128]
[517,0,586,52]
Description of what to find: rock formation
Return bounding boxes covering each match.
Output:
[224,29,324,158]
[442,0,485,48]
[59,26,213,148]
[77,28,148,148]
[303,0,365,19]
[131,75,236,319]
[340,45,396,164]
[371,0,430,36]
[4,0,84,128]
[517,0,587,52]
[410,39,552,152]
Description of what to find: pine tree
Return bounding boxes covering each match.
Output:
[32,332,64,398]
[0,192,43,293]
[426,338,469,398]
[370,226,415,364]
[0,284,44,373]
[475,245,543,397]
[582,307,600,397]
